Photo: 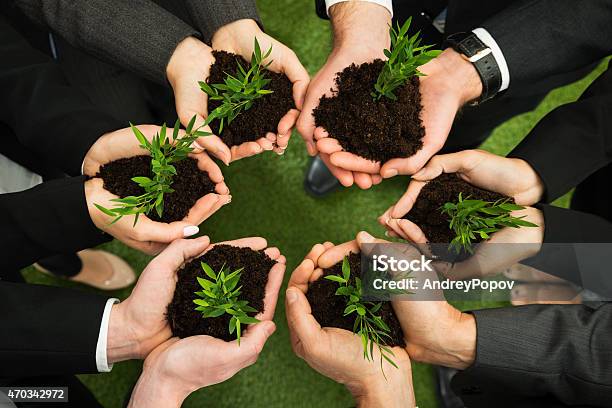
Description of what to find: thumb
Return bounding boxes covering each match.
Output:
[240,320,276,356]
[285,287,320,346]
[135,218,201,243]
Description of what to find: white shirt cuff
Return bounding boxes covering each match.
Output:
[325,0,393,17]
[472,28,510,92]
[96,298,120,373]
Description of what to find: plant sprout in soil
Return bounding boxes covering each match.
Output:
[199,38,273,134]
[193,261,259,345]
[442,193,539,254]
[324,257,397,375]
[372,17,441,101]
[95,115,209,225]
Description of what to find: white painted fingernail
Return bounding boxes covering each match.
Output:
[183,226,199,237]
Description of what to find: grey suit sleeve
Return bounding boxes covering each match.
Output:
[184,0,262,44]
[15,0,199,84]
[466,304,612,406]
[481,0,612,98]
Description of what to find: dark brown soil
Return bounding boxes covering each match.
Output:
[166,245,275,340]
[306,252,405,347]
[404,173,510,259]
[96,155,215,223]
[207,50,294,147]
[313,60,424,163]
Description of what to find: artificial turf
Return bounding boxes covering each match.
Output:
[21,1,609,406]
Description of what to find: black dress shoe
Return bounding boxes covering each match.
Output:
[304,156,341,197]
[436,366,466,408]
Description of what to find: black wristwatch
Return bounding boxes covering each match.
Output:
[445,32,502,105]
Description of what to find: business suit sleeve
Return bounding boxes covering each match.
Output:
[0,15,124,176]
[481,0,612,98]
[0,281,109,377]
[519,204,612,298]
[509,65,612,202]
[184,0,262,44]
[456,303,612,406]
[13,0,199,84]
[0,176,109,272]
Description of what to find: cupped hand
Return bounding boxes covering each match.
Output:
[321,48,484,180]
[299,47,387,189]
[166,36,232,164]
[129,321,276,408]
[127,236,285,407]
[354,231,476,370]
[109,236,212,364]
[286,238,415,407]
[83,125,230,255]
[210,19,309,159]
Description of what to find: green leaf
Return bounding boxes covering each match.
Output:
[342,256,351,281]
[324,275,346,284]
[201,262,217,280]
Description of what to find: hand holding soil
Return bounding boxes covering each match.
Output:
[379,167,543,271]
[107,236,213,365]
[83,125,230,255]
[167,237,286,340]
[209,19,309,160]
[286,237,414,407]
[166,36,232,164]
[314,48,487,182]
[355,231,477,370]
[303,48,388,189]
[296,0,391,189]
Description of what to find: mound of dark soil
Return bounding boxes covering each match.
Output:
[167,245,275,340]
[314,60,424,163]
[96,155,215,223]
[306,252,405,347]
[207,50,294,147]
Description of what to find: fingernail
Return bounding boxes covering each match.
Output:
[217,149,230,165]
[183,226,199,237]
[385,217,393,226]
[383,169,398,178]
[307,142,316,156]
[286,288,298,304]
[384,231,391,237]
[358,231,375,243]
[193,141,205,151]
[255,145,264,153]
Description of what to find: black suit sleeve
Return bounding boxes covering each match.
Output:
[455,303,612,406]
[12,0,199,85]
[482,0,612,98]
[520,204,612,297]
[0,281,109,377]
[0,15,124,176]
[509,65,612,202]
[0,176,109,272]
[184,0,262,44]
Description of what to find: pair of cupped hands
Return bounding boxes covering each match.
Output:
[117,232,419,407]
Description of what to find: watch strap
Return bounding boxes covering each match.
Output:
[447,33,502,104]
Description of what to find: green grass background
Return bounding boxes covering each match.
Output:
[21,1,609,407]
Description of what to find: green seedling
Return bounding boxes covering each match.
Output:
[441,193,539,254]
[372,17,441,101]
[193,262,259,344]
[325,257,397,376]
[95,116,210,225]
[200,38,273,133]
